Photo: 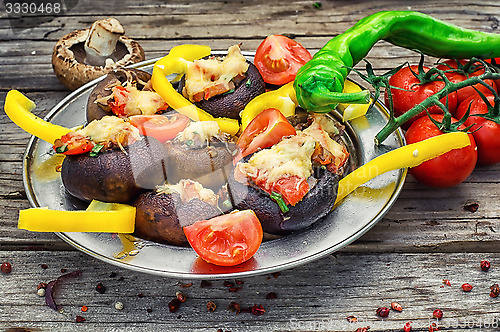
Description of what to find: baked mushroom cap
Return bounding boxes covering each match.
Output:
[52,18,145,91]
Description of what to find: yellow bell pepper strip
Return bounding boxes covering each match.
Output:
[240,81,297,130]
[337,80,372,121]
[151,44,240,136]
[335,131,471,204]
[18,200,136,233]
[4,90,71,144]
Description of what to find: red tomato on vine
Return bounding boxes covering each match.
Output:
[385,65,458,128]
[405,114,477,188]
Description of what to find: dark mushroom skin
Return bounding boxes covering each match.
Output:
[133,191,222,246]
[61,136,167,203]
[227,164,339,235]
[164,138,236,190]
[178,61,265,119]
[86,68,152,122]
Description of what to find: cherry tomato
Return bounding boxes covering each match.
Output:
[455,95,500,165]
[405,114,477,188]
[385,65,458,128]
[53,132,95,155]
[234,108,296,163]
[129,113,190,143]
[183,210,263,266]
[109,86,129,117]
[436,59,497,106]
[271,175,309,206]
[254,35,312,85]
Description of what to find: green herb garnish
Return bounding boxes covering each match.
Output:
[245,79,252,88]
[89,144,105,157]
[185,140,194,146]
[55,145,68,154]
[270,191,289,213]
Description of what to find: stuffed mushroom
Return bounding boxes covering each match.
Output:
[178,45,266,119]
[133,179,222,246]
[87,67,168,122]
[55,116,168,203]
[228,114,349,235]
[163,120,237,190]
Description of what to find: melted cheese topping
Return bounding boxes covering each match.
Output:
[235,115,345,187]
[177,121,220,145]
[78,116,141,146]
[124,86,167,116]
[183,45,249,102]
[156,179,218,206]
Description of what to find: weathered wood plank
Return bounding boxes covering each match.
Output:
[0,251,498,331]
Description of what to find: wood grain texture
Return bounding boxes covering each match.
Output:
[1,0,500,330]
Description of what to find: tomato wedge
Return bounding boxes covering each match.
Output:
[271,175,309,206]
[109,86,130,117]
[129,113,190,143]
[183,210,263,266]
[53,132,95,155]
[254,35,312,85]
[234,108,296,163]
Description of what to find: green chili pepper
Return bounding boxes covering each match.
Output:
[294,11,500,112]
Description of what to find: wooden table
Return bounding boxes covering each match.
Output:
[1,1,499,331]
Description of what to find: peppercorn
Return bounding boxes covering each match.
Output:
[403,321,412,332]
[481,260,491,271]
[81,305,88,312]
[251,304,265,316]
[223,281,235,288]
[442,279,451,286]
[490,283,500,298]
[176,291,186,303]
[207,301,217,312]
[228,287,242,292]
[169,298,181,313]
[235,279,244,285]
[114,301,124,310]
[266,292,277,300]
[1,262,12,274]
[228,301,241,314]
[37,288,46,297]
[376,307,390,318]
[461,283,473,292]
[40,264,48,269]
[75,315,85,323]
[200,280,212,288]
[391,302,403,312]
[346,315,357,323]
[95,282,106,294]
[432,309,443,319]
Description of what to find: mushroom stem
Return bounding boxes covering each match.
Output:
[84,18,125,66]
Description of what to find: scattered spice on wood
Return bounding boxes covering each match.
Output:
[463,203,479,212]
[480,260,491,271]
[81,305,88,312]
[200,280,212,288]
[391,302,403,312]
[146,308,153,313]
[251,304,265,316]
[235,279,244,285]
[109,272,117,278]
[355,327,370,332]
[75,315,85,323]
[403,321,412,332]
[223,281,235,288]
[490,283,500,298]
[40,264,48,269]
[376,307,390,318]
[180,282,193,288]
[266,292,277,300]
[37,282,47,290]
[45,270,82,312]
[272,272,281,278]
[207,301,217,312]
[442,279,451,286]
[114,301,124,310]
[346,315,357,323]
[432,309,443,319]
[176,291,186,303]
[37,288,46,297]
[95,282,106,294]
[60,268,67,273]
[228,287,242,292]
[461,283,473,292]
[1,262,12,274]
[168,298,181,313]
[429,322,440,332]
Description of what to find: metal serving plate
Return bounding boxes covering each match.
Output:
[23,52,406,279]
